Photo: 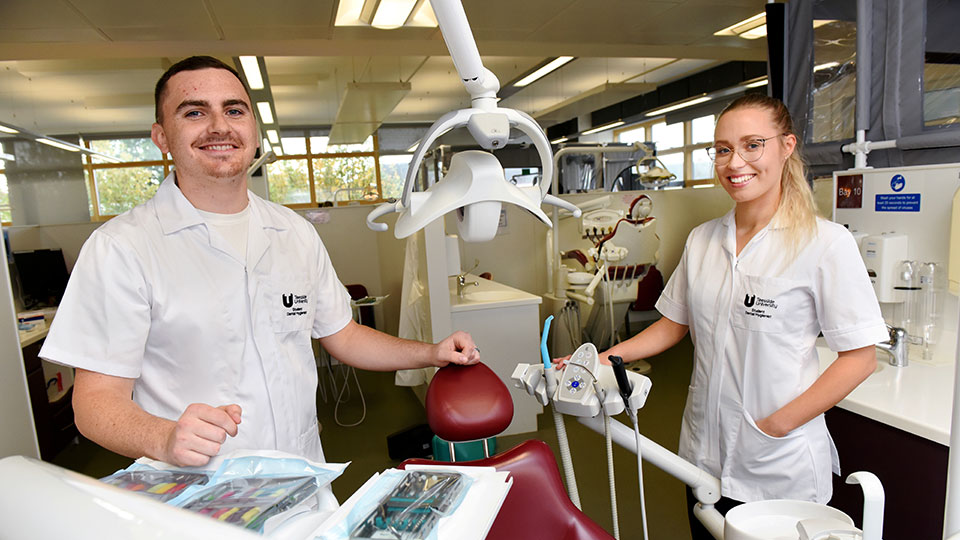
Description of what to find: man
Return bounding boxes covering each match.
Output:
[40,56,479,468]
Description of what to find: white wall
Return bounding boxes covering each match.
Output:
[5,138,90,226]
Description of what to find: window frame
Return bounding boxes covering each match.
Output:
[271,132,384,208]
[614,114,716,187]
[82,137,172,221]
[73,131,393,224]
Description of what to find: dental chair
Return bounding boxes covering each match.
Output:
[400,362,613,540]
[583,195,660,351]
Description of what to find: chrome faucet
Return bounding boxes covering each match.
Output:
[456,273,479,297]
[876,324,908,367]
[455,259,481,298]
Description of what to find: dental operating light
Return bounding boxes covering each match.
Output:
[366,0,580,242]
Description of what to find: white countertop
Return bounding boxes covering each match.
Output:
[449,274,541,313]
[817,335,956,446]
[19,326,48,348]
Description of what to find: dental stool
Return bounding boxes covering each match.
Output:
[400,362,613,540]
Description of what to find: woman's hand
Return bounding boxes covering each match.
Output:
[552,354,571,369]
[553,350,615,370]
[755,414,789,438]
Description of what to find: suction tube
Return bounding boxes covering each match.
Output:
[540,316,582,509]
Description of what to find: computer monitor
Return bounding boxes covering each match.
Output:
[13,249,70,309]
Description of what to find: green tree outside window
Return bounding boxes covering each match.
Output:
[312,156,376,204]
[94,166,164,215]
[266,159,310,204]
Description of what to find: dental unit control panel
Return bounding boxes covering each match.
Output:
[512,342,652,420]
[557,343,603,416]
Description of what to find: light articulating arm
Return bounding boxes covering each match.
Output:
[365,0,580,241]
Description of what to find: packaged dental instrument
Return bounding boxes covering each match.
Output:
[100,467,211,503]
[335,469,471,540]
[99,450,349,534]
[180,474,319,532]
[315,465,509,540]
[179,452,348,533]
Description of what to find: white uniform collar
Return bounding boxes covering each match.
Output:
[154,172,288,235]
[719,208,789,258]
[719,207,789,231]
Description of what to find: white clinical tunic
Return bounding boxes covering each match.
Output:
[40,173,353,463]
[656,210,887,504]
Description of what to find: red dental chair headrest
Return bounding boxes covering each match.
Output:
[425,362,513,442]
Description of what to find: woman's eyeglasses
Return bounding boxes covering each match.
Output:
[706,133,787,164]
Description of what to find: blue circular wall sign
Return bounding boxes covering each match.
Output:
[891,174,906,192]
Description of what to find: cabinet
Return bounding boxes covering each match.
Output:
[448,276,543,436]
[21,336,77,460]
[826,407,948,540]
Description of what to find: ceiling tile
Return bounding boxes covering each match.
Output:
[533,0,679,43]
[0,28,107,43]
[100,26,221,41]
[69,0,210,29]
[208,0,336,28]
[0,0,90,29]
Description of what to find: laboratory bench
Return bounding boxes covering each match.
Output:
[818,337,954,540]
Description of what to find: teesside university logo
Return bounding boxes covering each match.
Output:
[742,292,777,320]
[744,294,756,308]
[281,293,309,316]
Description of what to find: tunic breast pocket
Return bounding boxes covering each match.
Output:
[731,274,808,334]
[268,278,315,334]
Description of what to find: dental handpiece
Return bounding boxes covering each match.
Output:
[609,355,633,411]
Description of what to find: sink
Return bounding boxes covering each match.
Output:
[461,290,519,303]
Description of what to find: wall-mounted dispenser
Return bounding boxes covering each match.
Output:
[860,233,908,303]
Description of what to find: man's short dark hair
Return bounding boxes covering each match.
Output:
[154,56,250,123]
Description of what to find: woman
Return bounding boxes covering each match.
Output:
[600,94,887,538]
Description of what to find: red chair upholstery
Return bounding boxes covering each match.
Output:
[402,362,613,540]
[425,362,512,443]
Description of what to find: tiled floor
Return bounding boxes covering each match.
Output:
[53,336,697,540]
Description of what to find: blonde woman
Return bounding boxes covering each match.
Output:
[600,94,886,538]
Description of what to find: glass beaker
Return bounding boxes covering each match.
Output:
[918,262,945,359]
[895,260,921,342]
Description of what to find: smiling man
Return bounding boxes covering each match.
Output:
[40,56,480,471]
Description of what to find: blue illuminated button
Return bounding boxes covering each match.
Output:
[571,381,580,388]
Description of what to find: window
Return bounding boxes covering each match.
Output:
[263,133,383,207]
[614,113,718,187]
[657,153,685,183]
[691,115,715,144]
[88,137,163,163]
[691,147,714,181]
[810,18,857,142]
[63,130,410,220]
[266,159,310,204]
[92,165,164,216]
[313,156,377,203]
[378,154,412,200]
[616,125,646,144]
[83,136,171,219]
[651,122,684,150]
